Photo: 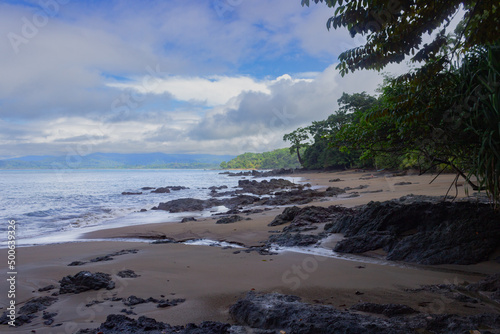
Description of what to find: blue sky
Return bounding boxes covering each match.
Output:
[0,0,409,158]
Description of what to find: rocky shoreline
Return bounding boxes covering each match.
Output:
[144,177,500,266]
[2,170,499,333]
[75,282,500,333]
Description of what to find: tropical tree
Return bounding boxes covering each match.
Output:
[303,0,500,205]
[301,0,499,76]
[283,127,311,166]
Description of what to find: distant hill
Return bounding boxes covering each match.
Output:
[220,148,301,169]
[0,153,235,169]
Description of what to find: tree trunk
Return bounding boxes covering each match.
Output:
[296,147,304,167]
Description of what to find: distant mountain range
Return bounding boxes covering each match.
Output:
[0,152,236,169]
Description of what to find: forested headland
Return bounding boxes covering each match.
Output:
[225,0,500,206]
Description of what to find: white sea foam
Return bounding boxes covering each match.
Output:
[0,169,302,248]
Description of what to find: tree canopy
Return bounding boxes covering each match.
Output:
[302,0,499,76]
[220,148,302,170]
[284,92,377,170]
[301,0,500,206]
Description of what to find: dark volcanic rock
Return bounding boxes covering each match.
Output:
[155,196,260,213]
[123,295,147,306]
[77,314,231,334]
[19,296,58,316]
[89,255,113,262]
[167,186,189,191]
[350,302,418,317]
[324,186,346,196]
[222,168,296,178]
[258,187,348,207]
[181,217,197,223]
[38,284,57,292]
[230,292,395,333]
[326,199,500,265]
[157,298,186,308]
[267,232,321,247]
[122,191,143,195]
[268,206,302,226]
[42,310,57,326]
[151,187,171,193]
[394,181,412,186]
[258,189,318,206]
[467,273,500,293]
[75,291,500,334]
[222,195,260,209]
[59,271,115,294]
[334,231,396,254]
[88,249,139,263]
[209,190,237,197]
[285,206,350,233]
[208,185,228,191]
[229,292,500,334]
[156,198,216,212]
[117,270,140,278]
[344,184,369,191]
[216,215,244,224]
[237,178,297,195]
[269,205,354,233]
[68,261,87,266]
[0,296,58,326]
[467,274,500,303]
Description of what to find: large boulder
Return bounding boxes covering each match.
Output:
[155,198,218,212]
[216,215,244,224]
[59,271,115,294]
[155,196,259,213]
[270,205,352,233]
[237,178,297,195]
[326,199,500,265]
[230,292,500,334]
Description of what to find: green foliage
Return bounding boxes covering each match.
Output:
[302,0,500,76]
[335,45,500,204]
[301,1,500,205]
[284,92,377,170]
[460,45,500,206]
[283,127,311,166]
[220,148,303,169]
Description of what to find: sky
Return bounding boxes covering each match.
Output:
[0,0,410,159]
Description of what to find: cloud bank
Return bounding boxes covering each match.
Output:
[0,0,407,158]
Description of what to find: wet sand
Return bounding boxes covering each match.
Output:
[1,170,498,333]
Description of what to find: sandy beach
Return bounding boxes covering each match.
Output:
[1,170,499,333]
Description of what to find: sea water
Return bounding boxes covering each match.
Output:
[0,169,299,247]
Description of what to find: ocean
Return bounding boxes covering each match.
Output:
[0,169,299,247]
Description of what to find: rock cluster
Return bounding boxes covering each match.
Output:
[229,292,500,334]
[326,199,500,264]
[0,296,58,326]
[59,271,115,294]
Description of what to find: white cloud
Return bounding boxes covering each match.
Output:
[0,0,412,158]
[108,75,271,107]
[108,73,316,107]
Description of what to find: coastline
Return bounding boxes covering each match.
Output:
[1,170,499,333]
